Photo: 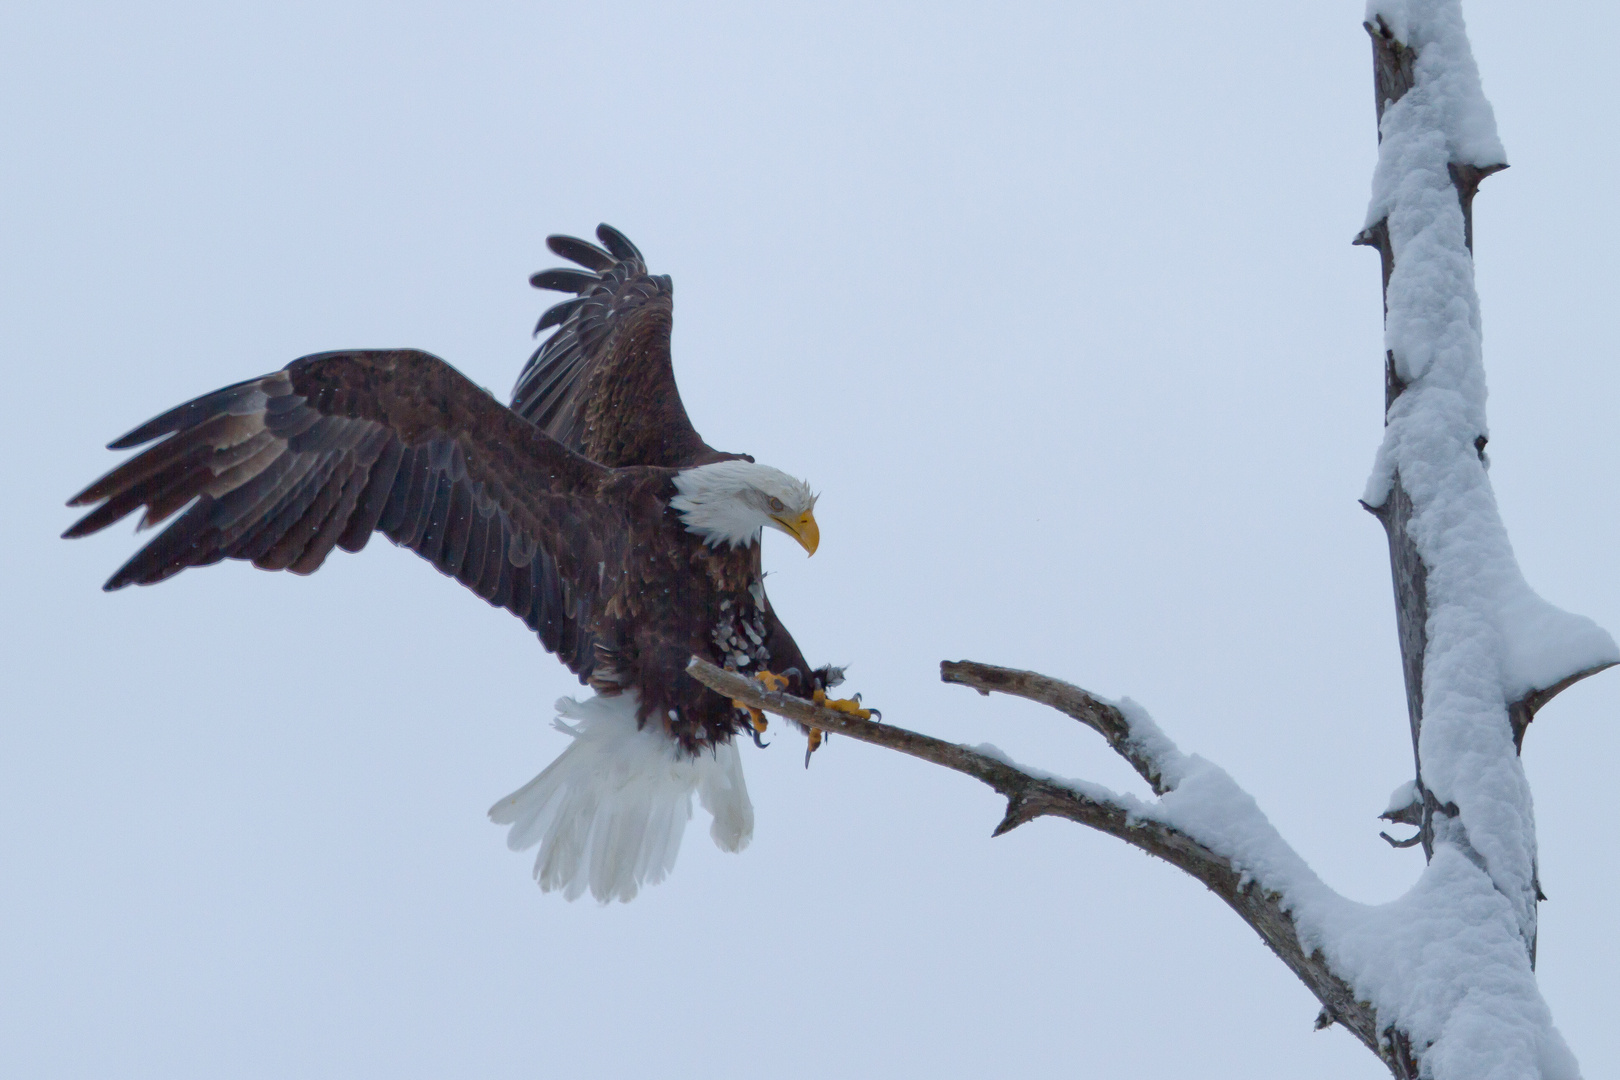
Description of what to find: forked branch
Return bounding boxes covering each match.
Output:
[687,657,1396,1068]
[938,660,1171,795]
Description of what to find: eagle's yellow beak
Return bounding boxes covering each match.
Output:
[772,510,820,556]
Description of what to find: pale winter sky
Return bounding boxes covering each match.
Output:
[5,3,1619,1077]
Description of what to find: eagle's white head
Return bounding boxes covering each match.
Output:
[669,460,819,553]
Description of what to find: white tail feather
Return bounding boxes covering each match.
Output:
[488,692,754,903]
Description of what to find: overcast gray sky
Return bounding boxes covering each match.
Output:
[6,2,1619,1077]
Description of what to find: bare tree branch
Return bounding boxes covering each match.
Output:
[687,657,1040,801]
[939,660,1170,795]
[1508,660,1616,752]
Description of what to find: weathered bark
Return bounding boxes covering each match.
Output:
[1353,17,1444,861]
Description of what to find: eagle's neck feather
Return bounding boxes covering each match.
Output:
[669,460,788,549]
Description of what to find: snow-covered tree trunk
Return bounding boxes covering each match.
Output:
[697,3,1615,1076]
[1354,7,1614,974]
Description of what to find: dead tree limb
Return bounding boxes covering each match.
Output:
[689,658,1390,1067]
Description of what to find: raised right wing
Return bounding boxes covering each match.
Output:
[512,224,744,469]
[65,349,619,678]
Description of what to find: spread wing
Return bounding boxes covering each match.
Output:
[65,349,621,678]
[511,223,743,469]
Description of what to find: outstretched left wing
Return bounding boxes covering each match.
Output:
[65,349,621,677]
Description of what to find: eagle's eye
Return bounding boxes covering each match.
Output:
[768,496,785,512]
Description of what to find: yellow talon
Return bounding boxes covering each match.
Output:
[731,700,768,733]
[735,672,792,735]
[803,723,825,768]
[813,688,872,720]
[754,671,791,693]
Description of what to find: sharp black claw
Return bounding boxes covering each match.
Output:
[751,728,770,749]
[868,707,883,722]
[781,666,803,685]
[803,745,812,769]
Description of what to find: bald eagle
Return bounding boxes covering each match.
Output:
[64,224,866,902]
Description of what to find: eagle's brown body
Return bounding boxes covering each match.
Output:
[66,226,823,755]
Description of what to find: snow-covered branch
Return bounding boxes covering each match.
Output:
[690,658,1387,1064]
